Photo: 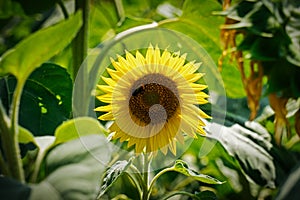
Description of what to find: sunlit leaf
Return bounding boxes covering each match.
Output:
[170,160,223,184]
[18,126,36,145]
[0,11,82,82]
[53,117,106,145]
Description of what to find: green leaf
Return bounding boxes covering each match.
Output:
[159,0,245,98]
[30,135,111,200]
[99,160,132,197]
[171,160,223,184]
[205,121,276,188]
[29,117,107,183]
[1,63,73,136]
[53,117,106,145]
[18,126,36,145]
[0,11,82,82]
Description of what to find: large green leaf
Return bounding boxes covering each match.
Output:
[29,117,106,183]
[158,0,245,98]
[205,120,276,188]
[170,160,224,184]
[30,135,111,200]
[53,116,106,145]
[0,63,72,136]
[0,11,82,82]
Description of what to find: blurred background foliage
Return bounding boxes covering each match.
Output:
[0,0,300,199]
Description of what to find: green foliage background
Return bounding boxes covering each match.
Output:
[0,0,300,200]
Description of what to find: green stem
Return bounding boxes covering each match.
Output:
[161,191,199,200]
[130,164,145,191]
[114,0,125,26]
[72,0,90,116]
[57,0,69,19]
[142,153,149,200]
[0,150,9,176]
[72,0,89,79]
[125,172,143,197]
[0,104,11,176]
[148,168,172,198]
[5,80,26,182]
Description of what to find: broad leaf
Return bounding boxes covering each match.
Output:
[170,160,223,184]
[53,117,106,145]
[0,11,82,82]
[0,63,72,136]
[158,0,245,98]
[99,160,131,197]
[205,120,276,188]
[30,135,111,200]
[29,117,107,183]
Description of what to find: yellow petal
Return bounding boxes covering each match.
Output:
[125,50,137,66]
[160,49,171,65]
[135,50,146,66]
[110,57,126,74]
[184,73,204,83]
[107,68,122,80]
[101,76,116,87]
[191,83,207,91]
[94,105,112,112]
[96,94,112,103]
[97,85,113,93]
[146,44,154,63]
[99,112,114,120]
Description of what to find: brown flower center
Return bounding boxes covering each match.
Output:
[129,74,179,125]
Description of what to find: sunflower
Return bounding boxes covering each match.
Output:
[95,45,210,155]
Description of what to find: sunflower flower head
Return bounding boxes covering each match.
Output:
[95,45,210,155]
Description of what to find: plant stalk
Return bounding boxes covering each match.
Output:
[4,80,26,182]
[142,153,149,200]
[72,0,90,116]
[73,0,89,79]
[0,104,11,176]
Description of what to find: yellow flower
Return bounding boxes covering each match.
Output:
[95,45,210,155]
